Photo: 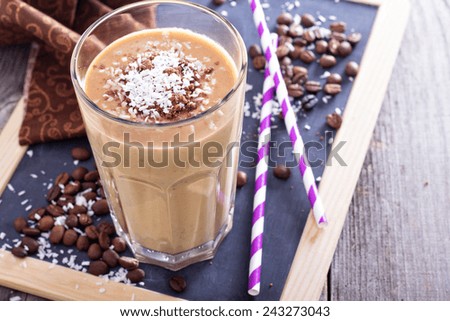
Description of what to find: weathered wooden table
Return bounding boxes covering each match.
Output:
[0,0,449,300]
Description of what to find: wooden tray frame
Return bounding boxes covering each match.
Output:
[0,0,409,301]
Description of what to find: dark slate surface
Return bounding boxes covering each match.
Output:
[0,0,377,300]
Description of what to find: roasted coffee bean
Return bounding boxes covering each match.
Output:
[64,181,81,195]
[315,40,328,54]
[87,243,103,260]
[347,32,362,45]
[118,256,139,270]
[293,65,308,76]
[98,222,115,235]
[301,94,319,110]
[274,164,291,180]
[22,227,40,237]
[68,205,87,215]
[127,269,145,283]
[301,13,316,27]
[293,37,307,47]
[276,12,293,25]
[83,191,97,202]
[319,54,337,68]
[98,231,111,250]
[92,199,109,216]
[112,237,127,253]
[213,0,225,5]
[305,81,322,93]
[13,217,28,233]
[280,56,292,67]
[57,194,75,207]
[12,246,28,258]
[38,215,54,232]
[278,35,293,46]
[328,38,340,55]
[79,214,92,227]
[292,66,308,84]
[252,56,266,70]
[88,260,109,276]
[289,45,303,59]
[338,41,352,57]
[287,83,304,98]
[102,249,120,268]
[330,21,346,33]
[55,172,70,186]
[276,45,290,59]
[276,24,289,36]
[27,208,46,221]
[303,29,315,43]
[71,166,88,181]
[345,61,359,77]
[65,214,78,229]
[326,112,343,129]
[81,182,97,191]
[299,50,316,64]
[292,73,306,85]
[76,235,90,251]
[84,170,99,182]
[248,44,262,58]
[85,225,99,241]
[331,31,347,42]
[169,276,187,292]
[46,204,64,217]
[71,147,91,161]
[327,73,342,84]
[324,83,342,95]
[63,229,78,246]
[49,225,65,244]
[288,24,303,37]
[46,185,62,202]
[236,171,247,188]
[21,236,39,254]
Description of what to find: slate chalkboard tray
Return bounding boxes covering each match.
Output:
[0,0,409,300]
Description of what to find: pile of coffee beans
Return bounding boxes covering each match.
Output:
[11,147,145,284]
[249,11,362,126]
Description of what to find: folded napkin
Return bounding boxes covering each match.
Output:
[0,0,153,145]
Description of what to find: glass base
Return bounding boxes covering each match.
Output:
[110,207,234,271]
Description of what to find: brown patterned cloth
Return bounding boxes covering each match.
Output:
[0,0,153,145]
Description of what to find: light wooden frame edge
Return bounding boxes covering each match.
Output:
[281,0,410,300]
[0,0,409,301]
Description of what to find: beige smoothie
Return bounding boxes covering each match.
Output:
[80,27,245,268]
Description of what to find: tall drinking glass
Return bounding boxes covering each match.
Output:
[71,0,247,270]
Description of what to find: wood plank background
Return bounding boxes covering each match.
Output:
[0,0,449,300]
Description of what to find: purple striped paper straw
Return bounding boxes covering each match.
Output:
[248,34,278,297]
[249,0,328,227]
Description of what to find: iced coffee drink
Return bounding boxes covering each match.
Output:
[71,1,247,270]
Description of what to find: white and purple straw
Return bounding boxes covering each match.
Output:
[248,34,278,296]
[249,0,328,227]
